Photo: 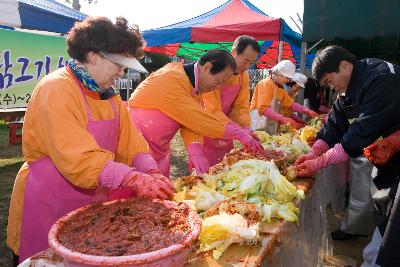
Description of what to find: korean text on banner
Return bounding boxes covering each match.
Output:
[0,28,69,109]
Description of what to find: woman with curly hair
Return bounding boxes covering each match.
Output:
[7,16,174,264]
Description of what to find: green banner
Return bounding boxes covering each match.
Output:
[0,28,70,109]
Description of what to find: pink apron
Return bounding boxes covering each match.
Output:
[202,75,243,166]
[129,63,200,177]
[19,72,120,262]
[130,109,181,177]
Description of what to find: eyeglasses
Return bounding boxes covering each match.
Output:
[99,51,128,72]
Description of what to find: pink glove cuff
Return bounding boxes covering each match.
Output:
[224,121,243,139]
[99,160,134,190]
[319,143,349,168]
[290,102,307,113]
[263,107,286,122]
[187,143,204,157]
[311,139,329,156]
[132,153,159,173]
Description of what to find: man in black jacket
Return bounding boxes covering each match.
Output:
[295,45,400,266]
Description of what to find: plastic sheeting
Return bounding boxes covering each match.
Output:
[340,156,375,235]
[262,163,348,267]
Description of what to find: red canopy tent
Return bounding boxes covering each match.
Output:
[142,0,314,69]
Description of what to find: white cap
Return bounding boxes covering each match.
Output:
[102,52,148,73]
[270,60,295,79]
[292,72,307,88]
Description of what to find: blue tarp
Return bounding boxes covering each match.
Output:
[0,0,87,34]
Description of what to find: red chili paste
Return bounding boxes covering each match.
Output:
[58,199,191,256]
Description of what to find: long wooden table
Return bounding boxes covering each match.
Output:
[18,165,348,267]
[185,164,348,267]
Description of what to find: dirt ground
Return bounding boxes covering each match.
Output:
[327,208,371,266]
[0,130,370,266]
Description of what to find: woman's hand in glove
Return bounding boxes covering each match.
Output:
[121,171,175,200]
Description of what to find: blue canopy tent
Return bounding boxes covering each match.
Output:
[0,0,86,34]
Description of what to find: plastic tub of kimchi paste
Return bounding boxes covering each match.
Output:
[48,198,201,267]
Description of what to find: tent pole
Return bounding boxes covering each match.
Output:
[298,41,307,105]
[72,0,81,11]
[307,38,324,53]
[300,41,307,73]
[290,16,303,34]
[277,41,283,63]
[296,13,303,25]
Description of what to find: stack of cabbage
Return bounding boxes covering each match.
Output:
[174,159,304,259]
[255,131,310,165]
[173,120,327,259]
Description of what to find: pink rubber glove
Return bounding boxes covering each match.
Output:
[146,170,175,193]
[291,113,306,125]
[263,107,302,129]
[243,126,260,141]
[263,107,286,122]
[291,102,318,118]
[295,139,330,166]
[281,117,303,129]
[132,153,159,173]
[187,143,210,174]
[99,161,174,200]
[99,160,133,189]
[224,122,264,154]
[121,171,175,199]
[296,143,349,177]
[306,136,317,147]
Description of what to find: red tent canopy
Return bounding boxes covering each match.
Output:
[142,0,314,69]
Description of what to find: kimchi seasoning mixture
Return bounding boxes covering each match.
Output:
[58,199,191,256]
